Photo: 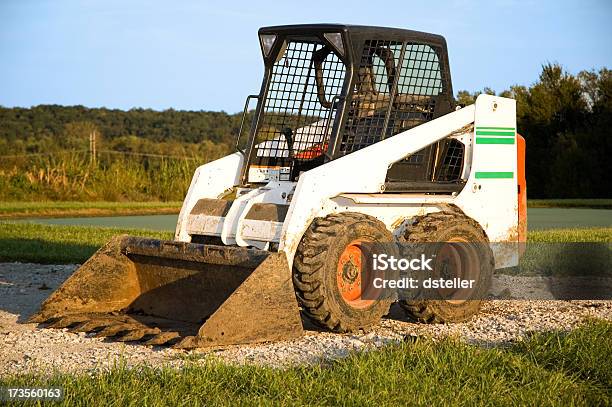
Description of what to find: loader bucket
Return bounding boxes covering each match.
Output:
[30,235,304,348]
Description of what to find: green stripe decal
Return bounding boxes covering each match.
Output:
[475,171,514,179]
[476,137,515,144]
[475,126,516,130]
[475,130,515,136]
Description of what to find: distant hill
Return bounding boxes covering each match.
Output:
[1,64,610,198]
[0,105,250,155]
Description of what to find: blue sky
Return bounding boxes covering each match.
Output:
[1,0,610,113]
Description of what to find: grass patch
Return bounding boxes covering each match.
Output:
[0,201,181,219]
[507,228,610,277]
[528,227,612,242]
[0,222,172,264]
[1,198,609,219]
[0,321,609,405]
[528,199,612,209]
[0,223,609,265]
[0,152,204,202]
[512,319,611,390]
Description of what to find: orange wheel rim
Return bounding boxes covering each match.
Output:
[336,239,375,308]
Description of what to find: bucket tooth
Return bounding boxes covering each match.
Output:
[70,319,115,333]
[30,315,59,325]
[144,332,181,346]
[28,313,54,324]
[116,328,161,342]
[95,324,131,338]
[47,315,90,329]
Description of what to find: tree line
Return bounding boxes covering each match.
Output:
[0,63,609,198]
[458,64,610,198]
[0,106,245,159]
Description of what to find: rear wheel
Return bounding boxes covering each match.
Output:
[293,212,393,332]
[398,207,493,323]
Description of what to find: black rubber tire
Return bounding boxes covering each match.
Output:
[293,212,394,332]
[398,206,494,323]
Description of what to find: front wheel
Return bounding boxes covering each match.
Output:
[292,212,394,332]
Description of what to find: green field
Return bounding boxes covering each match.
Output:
[0,201,182,219]
[527,227,612,242]
[0,320,609,405]
[0,199,609,220]
[0,223,610,405]
[0,222,610,264]
[0,222,172,264]
[528,199,612,209]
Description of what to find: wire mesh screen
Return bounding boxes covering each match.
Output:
[340,41,445,156]
[250,40,346,182]
[434,139,464,182]
[387,43,444,136]
[339,40,402,155]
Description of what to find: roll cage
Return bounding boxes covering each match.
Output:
[239,24,458,192]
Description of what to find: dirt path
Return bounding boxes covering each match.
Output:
[1,262,610,375]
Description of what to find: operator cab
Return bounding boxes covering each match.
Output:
[239,24,463,193]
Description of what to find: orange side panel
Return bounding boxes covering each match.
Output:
[517,134,527,243]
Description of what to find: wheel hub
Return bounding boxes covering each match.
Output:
[342,261,359,284]
[336,240,377,309]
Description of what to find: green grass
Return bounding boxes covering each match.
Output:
[528,199,612,209]
[0,198,608,220]
[0,201,182,219]
[0,224,609,405]
[0,223,609,264]
[528,227,612,242]
[0,152,203,202]
[1,320,610,406]
[0,222,172,264]
[513,228,611,277]
[511,320,611,390]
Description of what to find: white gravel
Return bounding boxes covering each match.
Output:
[0,262,610,375]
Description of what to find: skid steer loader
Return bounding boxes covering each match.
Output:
[32,24,527,348]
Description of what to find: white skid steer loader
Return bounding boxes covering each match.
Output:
[32,24,527,348]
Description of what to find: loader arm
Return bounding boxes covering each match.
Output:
[280,104,476,262]
[281,94,519,269]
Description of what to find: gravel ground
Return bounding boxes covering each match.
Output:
[0,262,610,375]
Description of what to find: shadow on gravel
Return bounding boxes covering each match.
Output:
[385,303,413,323]
[0,263,76,323]
[0,237,92,323]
